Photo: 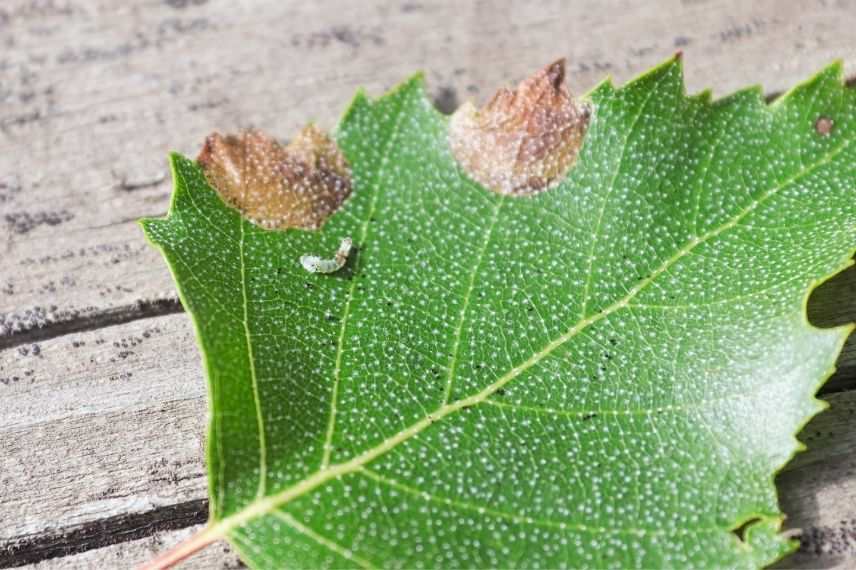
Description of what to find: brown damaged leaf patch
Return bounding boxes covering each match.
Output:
[449,59,591,196]
[197,126,351,230]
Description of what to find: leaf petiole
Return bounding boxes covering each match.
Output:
[135,523,224,570]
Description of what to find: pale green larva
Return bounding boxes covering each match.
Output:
[300,237,353,274]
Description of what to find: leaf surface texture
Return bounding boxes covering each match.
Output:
[143,60,856,569]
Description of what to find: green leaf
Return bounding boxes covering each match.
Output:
[142,58,856,569]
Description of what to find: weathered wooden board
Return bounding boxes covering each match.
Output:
[3,0,856,344]
[3,0,856,568]
[0,313,854,568]
[775,392,856,569]
[0,315,208,565]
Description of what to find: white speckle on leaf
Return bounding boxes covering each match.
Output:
[144,59,856,569]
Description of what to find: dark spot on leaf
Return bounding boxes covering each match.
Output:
[815,116,834,136]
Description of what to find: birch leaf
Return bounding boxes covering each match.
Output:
[141,58,856,569]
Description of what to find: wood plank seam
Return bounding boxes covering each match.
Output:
[0,499,208,568]
[0,297,182,352]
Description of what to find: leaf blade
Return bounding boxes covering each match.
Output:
[142,59,856,568]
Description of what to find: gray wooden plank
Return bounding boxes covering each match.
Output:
[1,312,854,567]
[0,314,203,430]
[3,0,856,343]
[775,392,856,569]
[0,314,206,545]
[3,0,856,567]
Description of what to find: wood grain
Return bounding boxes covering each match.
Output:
[2,0,856,567]
[2,0,856,343]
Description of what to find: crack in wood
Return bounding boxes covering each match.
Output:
[0,499,209,568]
[0,297,184,352]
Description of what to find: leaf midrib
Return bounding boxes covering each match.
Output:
[212,108,852,541]
[442,193,505,404]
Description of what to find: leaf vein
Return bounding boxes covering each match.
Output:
[270,510,378,569]
[579,69,673,318]
[321,90,412,470]
[205,94,852,544]
[443,194,505,404]
[359,467,712,537]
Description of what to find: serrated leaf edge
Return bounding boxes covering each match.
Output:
[139,58,856,569]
